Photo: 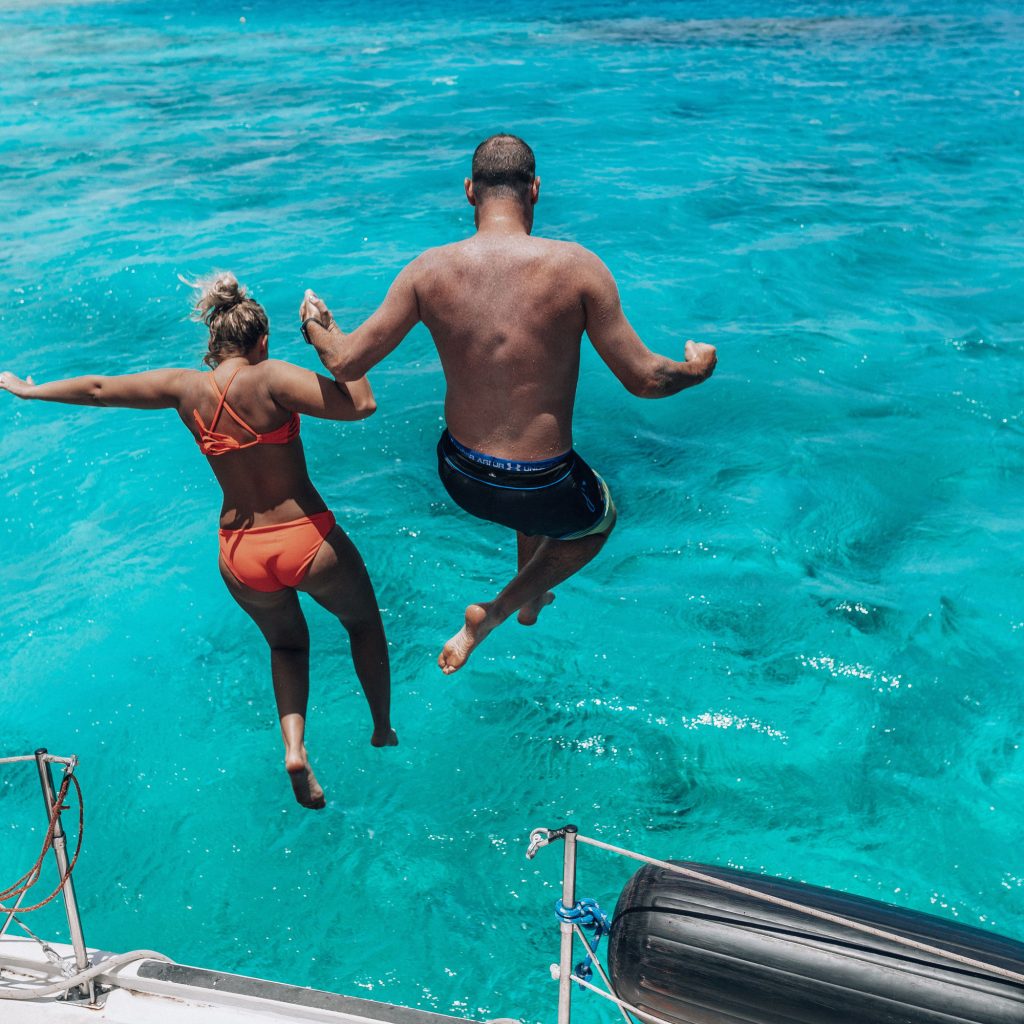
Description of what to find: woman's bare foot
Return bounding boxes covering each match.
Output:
[371,728,399,747]
[517,591,555,626]
[438,603,497,675]
[285,749,326,810]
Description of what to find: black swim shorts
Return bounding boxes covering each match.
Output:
[436,429,615,539]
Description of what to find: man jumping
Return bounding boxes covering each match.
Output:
[301,134,716,674]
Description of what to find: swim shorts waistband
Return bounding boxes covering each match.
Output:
[437,430,615,539]
[444,431,571,474]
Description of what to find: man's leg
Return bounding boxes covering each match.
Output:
[438,515,615,675]
[516,532,555,625]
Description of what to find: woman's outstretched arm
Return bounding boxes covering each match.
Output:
[0,369,189,409]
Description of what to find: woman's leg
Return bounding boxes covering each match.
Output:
[219,560,326,810]
[299,525,396,746]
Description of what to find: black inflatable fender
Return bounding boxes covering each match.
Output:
[608,862,1024,1024]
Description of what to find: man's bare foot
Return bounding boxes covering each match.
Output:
[438,603,497,675]
[285,750,326,810]
[371,728,399,747]
[517,591,555,626]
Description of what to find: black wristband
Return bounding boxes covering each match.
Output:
[300,317,321,345]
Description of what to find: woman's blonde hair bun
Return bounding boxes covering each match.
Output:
[178,271,268,367]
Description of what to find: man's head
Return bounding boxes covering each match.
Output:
[466,134,539,209]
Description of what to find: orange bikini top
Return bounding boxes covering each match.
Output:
[193,365,300,456]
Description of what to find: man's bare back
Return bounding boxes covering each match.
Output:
[414,233,591,459]
[302,134,716,673]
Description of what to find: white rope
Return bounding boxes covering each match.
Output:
[1,908,58,959]
[556,968,683,1024]
[0,893,28,942]
[0,755,76,767]
[570,924,633,1024]
[573,834,1024,986]
[0,916,77,981]
[0,950,171,1000]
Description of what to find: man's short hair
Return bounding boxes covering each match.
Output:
[471,134,536,202]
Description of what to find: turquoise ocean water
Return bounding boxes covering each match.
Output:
[1,1,1022,1018]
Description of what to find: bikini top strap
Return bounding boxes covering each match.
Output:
[205,364,259,438]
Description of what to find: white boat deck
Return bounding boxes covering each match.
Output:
[0,937,502,1024]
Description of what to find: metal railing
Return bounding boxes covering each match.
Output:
[0,749,95,1004]
[526,823,1024,1024]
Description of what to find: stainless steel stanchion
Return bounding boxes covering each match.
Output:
[34,748,94,1004]
[557,825,579,1024]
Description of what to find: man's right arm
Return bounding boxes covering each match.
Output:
[303,262,422,382]
[582,254,716,398]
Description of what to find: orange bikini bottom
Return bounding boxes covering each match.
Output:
[219,511,336,593]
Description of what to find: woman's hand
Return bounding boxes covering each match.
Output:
[299,290,338,333]
[0,372,35,399]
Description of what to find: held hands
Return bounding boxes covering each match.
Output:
[0,371,35,399]
[684,341,717,383]
[299,290,339,338]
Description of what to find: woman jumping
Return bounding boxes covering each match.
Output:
[0,273,397,810]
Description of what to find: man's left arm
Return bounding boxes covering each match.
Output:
[582,253,716,398]
[301,263,421,382]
